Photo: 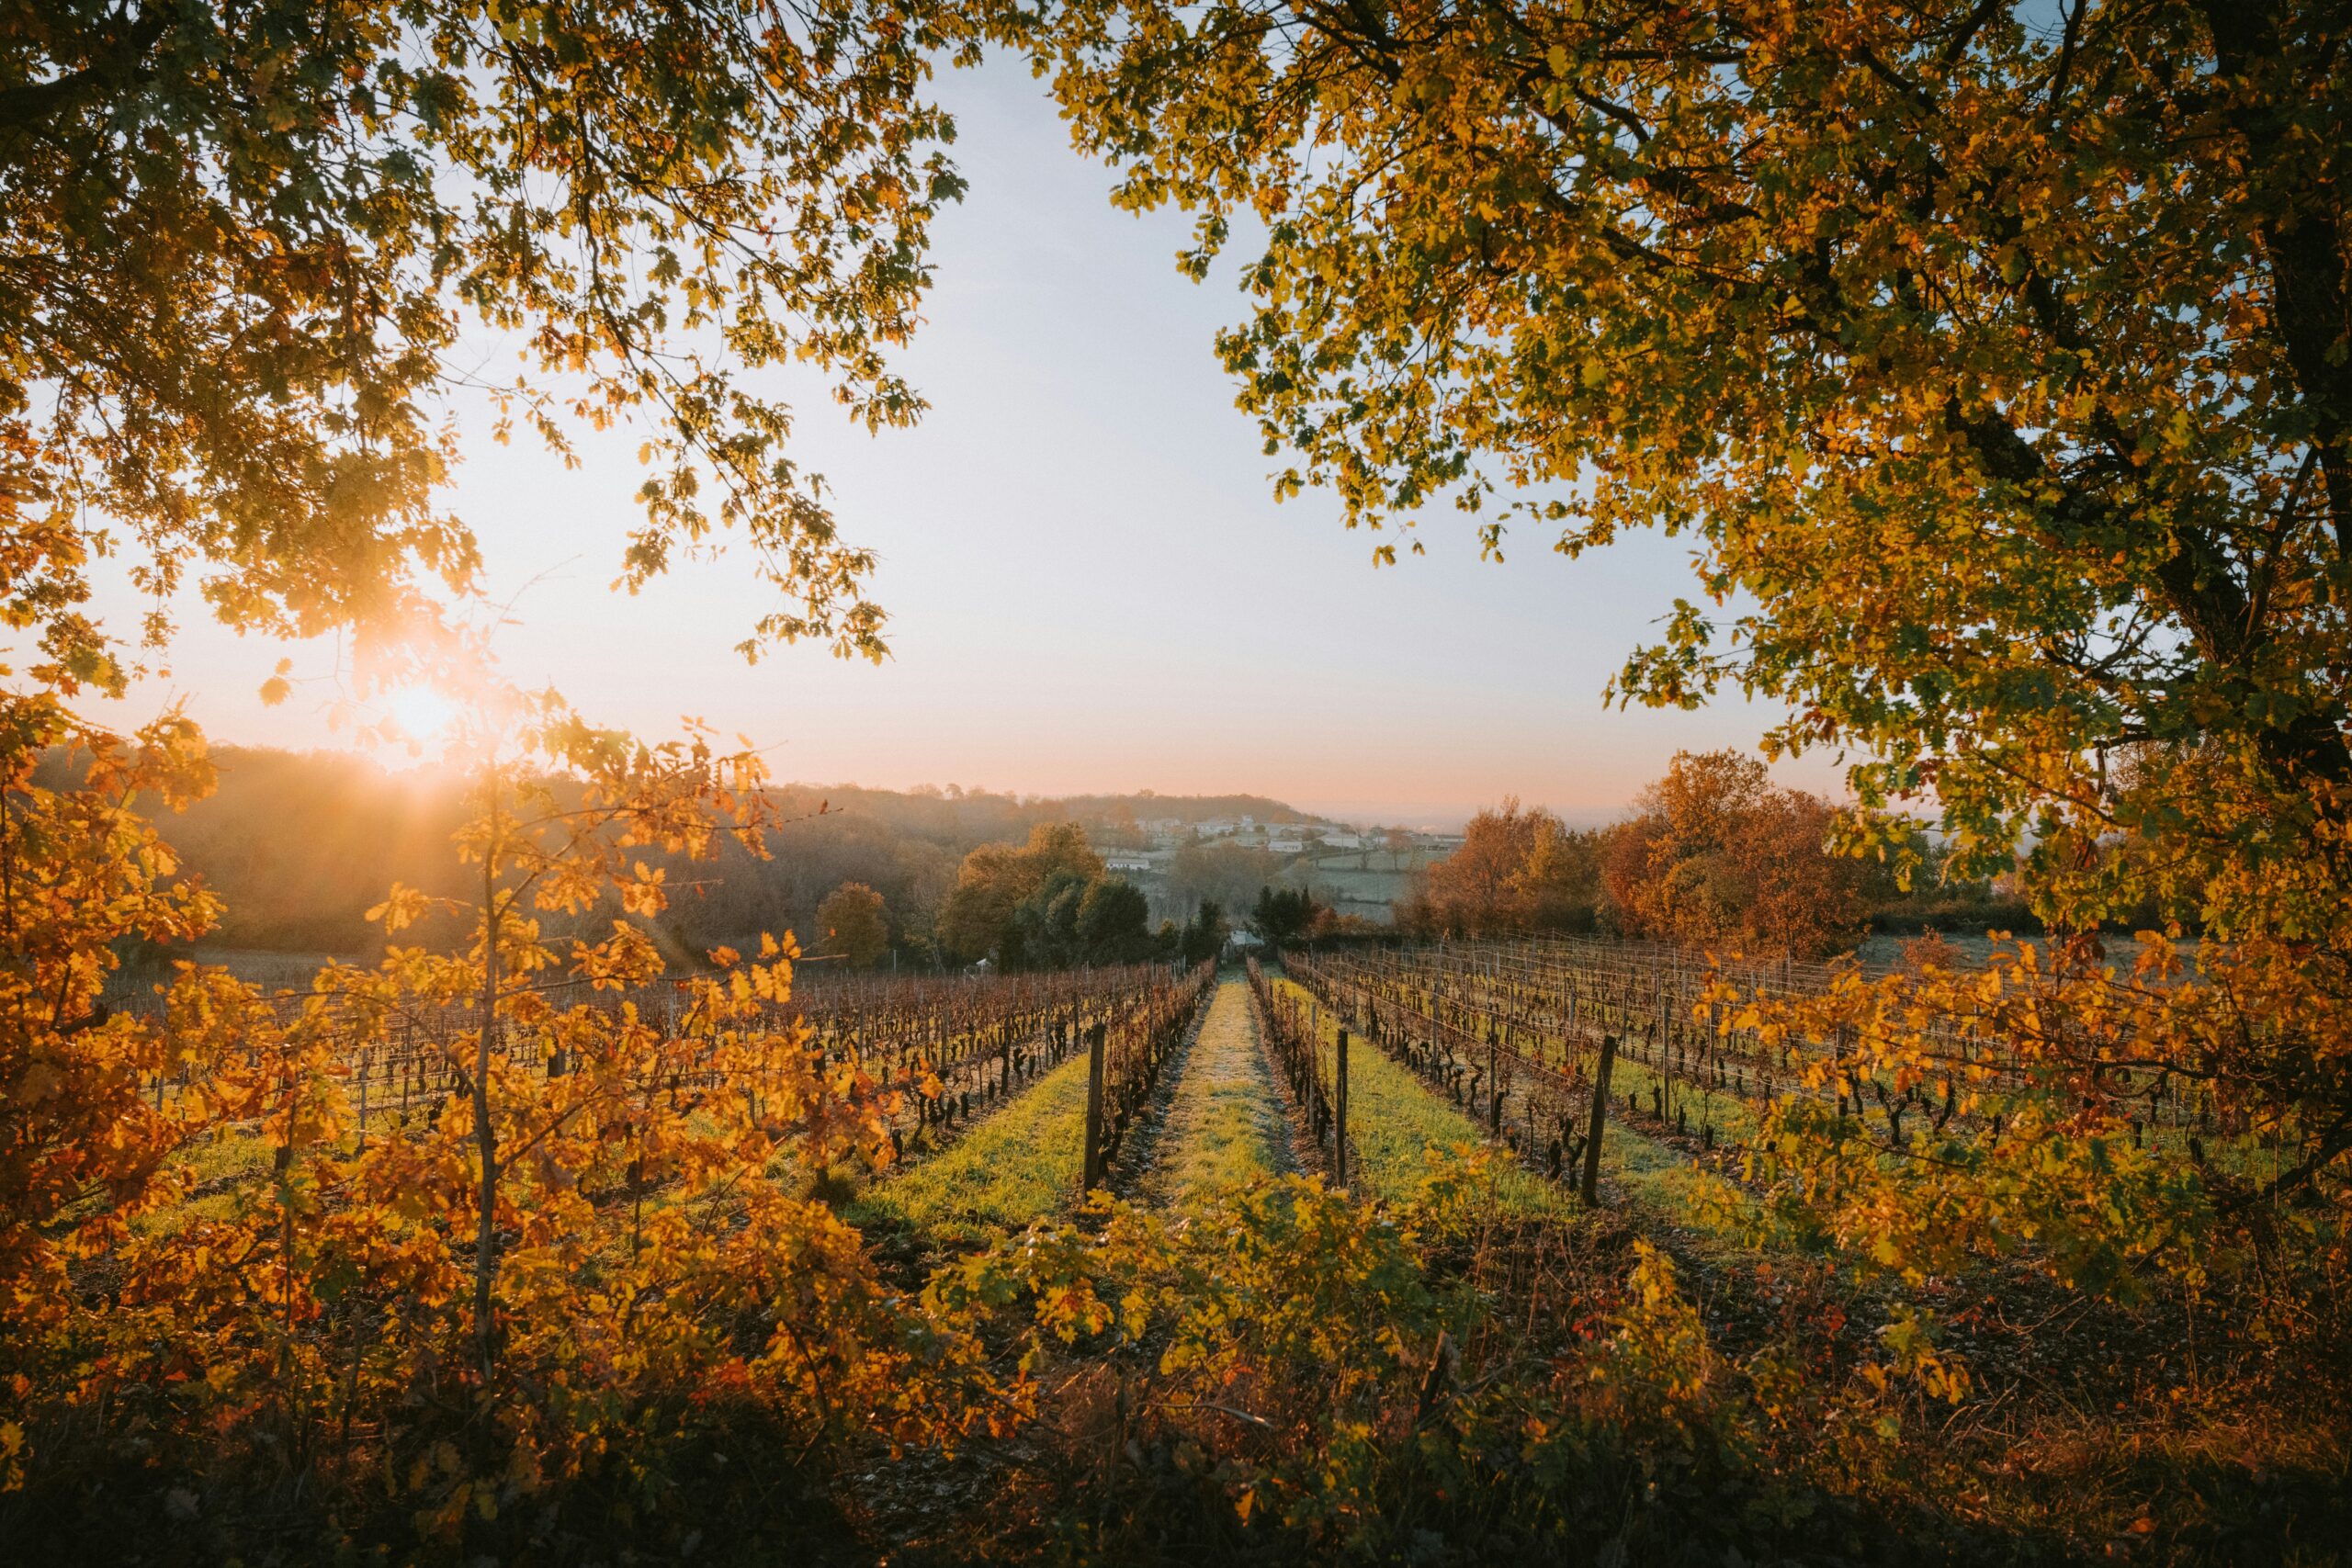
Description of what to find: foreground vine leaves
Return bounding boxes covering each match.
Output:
[0,689,1025,1554]
[923,1154,1978,1562]
[1702,932,2338,1314]
[0,694,220,1495]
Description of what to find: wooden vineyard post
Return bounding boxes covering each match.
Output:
[1334,1026,1350,1190]
[1487,1026,1502,1135]
[1656,976,1671,1125]
[1580,1033,1618,1209]
[1081,1021,1108,1191]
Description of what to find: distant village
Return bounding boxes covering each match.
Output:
[1095,814,1465,876]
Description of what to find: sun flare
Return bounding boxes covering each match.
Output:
[379,681,458,743]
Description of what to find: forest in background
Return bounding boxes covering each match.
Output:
[86,745,2040,985]
[74,746,1315,964]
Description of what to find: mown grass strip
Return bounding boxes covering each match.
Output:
[1573,1049,1768,1218]
[1272,976,1574,1217]
[849,1046,1091,1247]
[1145,979,1287,1205]
[1266,972,1767,1231]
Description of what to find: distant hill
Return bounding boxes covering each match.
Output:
[64,746,1336,960]
[1028,791,1318,824]
[758,783,1329,846]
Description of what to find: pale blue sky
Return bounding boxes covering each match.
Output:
[86,54,1840,828]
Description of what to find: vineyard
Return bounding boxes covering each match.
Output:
[11,859,2351,1563]
[131,962,1199,1166]
[6,719,2344,1563]
[1280,936,2227,1189]
[842,937,2347,1562]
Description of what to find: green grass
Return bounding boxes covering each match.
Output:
[128,1127,277,1233]
[848,1046,1092,1247]
[1143,979,1287,1204]
[1272,976,1575,1217]
[1576,1049,1760,1217]
[1266,973,1776,1231]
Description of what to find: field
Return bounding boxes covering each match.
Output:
[21,891,2352,1567]
[1295,848,1442,923]
[834,942,2352,1563]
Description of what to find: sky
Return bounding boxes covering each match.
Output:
[84,55,1845,830]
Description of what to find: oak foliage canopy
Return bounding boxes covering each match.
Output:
[1004,0,2350,920]
[5,0,967,684]
[999,0,2352,1274]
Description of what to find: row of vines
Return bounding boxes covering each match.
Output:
[1244,958,1340,1173]
[1283,933,2237,1209]
[126,962,1193,1164]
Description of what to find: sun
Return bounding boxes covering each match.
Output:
[380,681,458,744]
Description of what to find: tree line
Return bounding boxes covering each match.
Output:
[82,749,1257,975]
[1396,750,2031,958]
[103,745,2029,978]
[933,820,1227,969]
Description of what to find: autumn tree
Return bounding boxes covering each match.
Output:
[1411,797,1603,937]
[4,0,977,697]
[1418,808,1525,937]
[936,822,1103,965]
[1603,750,1863,957]
[1006,0,2352,916]
[816,880,892,969]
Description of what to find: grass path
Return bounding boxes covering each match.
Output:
[1272,975,1598,1219]
[1137,978,1295,1206]
[1269,971,1791,1255]
[848,1047,1093,1248]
